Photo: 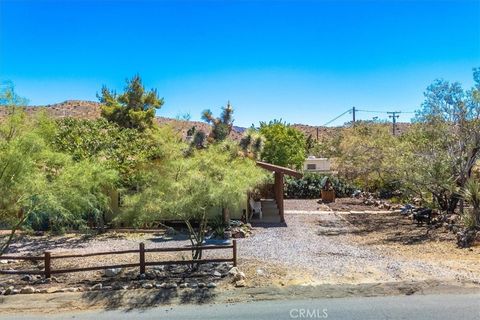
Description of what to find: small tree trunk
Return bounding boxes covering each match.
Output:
[0,216,27,256]
[222,207,230,225]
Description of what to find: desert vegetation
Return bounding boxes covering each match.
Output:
[1,68,479,255]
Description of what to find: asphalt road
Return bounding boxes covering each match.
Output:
[5,293,480,320]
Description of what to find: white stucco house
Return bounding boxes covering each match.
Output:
[303,156,331,173]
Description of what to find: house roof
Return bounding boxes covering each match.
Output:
[256,161,303,179]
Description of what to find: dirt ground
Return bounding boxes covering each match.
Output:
[0,198,479,313]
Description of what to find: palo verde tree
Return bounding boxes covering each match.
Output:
[118,140,267,262]
[0,86,119,254]
[99,75,164,131]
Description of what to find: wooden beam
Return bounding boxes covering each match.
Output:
[256,161,303,179]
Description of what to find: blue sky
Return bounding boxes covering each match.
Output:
[1,0,479,127]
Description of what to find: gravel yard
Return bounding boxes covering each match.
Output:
[1,199,479,291]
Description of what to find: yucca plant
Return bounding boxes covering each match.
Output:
[461,178,480,229]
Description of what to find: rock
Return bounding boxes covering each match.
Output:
[197,282,206,288]
[212,271,222,277]
[0,260,8,264]
[158,282,167,288]
[12,289,20,294]
[190,283,198,288]
[91,283,103,291]
[207,282,217,288]
[4,286,14,295]
[233,272,246,282]
[21,275,33,282]
[37,288,48,294]
[456,229,477,248]
[142,283,154,289]
[165,283,177,289]
[223,231,232,239]
[256,269,266,276]
[179,283,188,288]
[447,214,459,224]
[153,265,165,271]
[64,287,78,292]
[20,286,35,294]
[235,280,246,287]
[228,267,240,276]
[102,286,113,291]
[139,273,146,280]
[104,268,122,277]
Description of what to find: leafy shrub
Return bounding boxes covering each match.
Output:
[285,173,357,199]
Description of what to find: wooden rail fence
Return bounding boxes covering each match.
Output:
[0,240,237,278]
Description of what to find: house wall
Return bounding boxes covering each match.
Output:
[304,157,331,172]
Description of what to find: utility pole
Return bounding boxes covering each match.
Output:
[387,111,400,135]
[316,127,319,141]
[352,107,356,125]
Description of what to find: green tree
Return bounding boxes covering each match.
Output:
[403,68,480,211]
[335,123,400,193]
[51,118,178,189]
[99,75,164,131]
[259,120,306,169]
[0,107,118,254]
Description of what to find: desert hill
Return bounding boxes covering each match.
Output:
[0,100,410,140]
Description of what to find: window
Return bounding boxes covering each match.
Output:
[307,164,316,170]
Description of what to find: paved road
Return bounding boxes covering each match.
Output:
[6,293,480,320]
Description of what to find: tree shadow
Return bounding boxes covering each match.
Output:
[316,212,452,245]
[81,287,216,312]
[250,222,288,228]
[2,234,94,254]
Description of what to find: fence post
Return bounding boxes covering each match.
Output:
[44,251,51,278]
[232,240,237,267]
[139,242,145,275]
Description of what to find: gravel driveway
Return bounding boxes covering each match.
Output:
[238,211,480,284]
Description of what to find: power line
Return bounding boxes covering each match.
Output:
[356,109,416,114]
[322,109,352,126]
[321,107,416,127]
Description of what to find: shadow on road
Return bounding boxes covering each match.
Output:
[81,288,217,311]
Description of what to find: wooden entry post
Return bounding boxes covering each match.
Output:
[274,171,285,223]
